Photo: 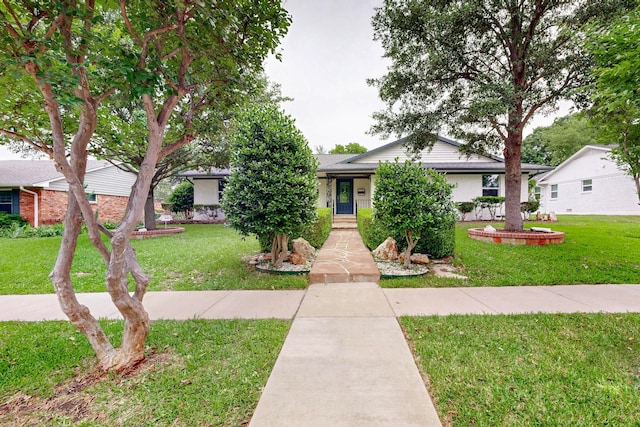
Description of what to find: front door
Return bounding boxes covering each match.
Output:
[336,179,353,214]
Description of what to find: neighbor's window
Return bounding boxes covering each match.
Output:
[482,174,500,197]
[551,184,558,199]
[87,193,97,203]
[0,191,12,213]
[534,186,541,201]
[582,179,592,192]
[218,179,225,202]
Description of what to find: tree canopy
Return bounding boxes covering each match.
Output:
[586,7,640,204]
[0,0,289,371]
[522,113,598,166]
[221,104,318,268]
[329,142,368,154]
[370,0,634,231]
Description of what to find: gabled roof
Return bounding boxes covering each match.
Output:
[537,145,613,184]
[0,160,116,187]
[341,135,504,164]
[316,135,551,174]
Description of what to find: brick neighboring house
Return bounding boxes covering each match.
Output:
[0,160,138,227]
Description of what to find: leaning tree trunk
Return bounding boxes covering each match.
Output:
[403,231,418,269]
[503,132,524,232]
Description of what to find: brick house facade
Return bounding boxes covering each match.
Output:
[1,160,138,227]
[19,189,130,226]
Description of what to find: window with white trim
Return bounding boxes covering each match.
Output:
[87,193,97,203]
[534,186,541,201]
[482,174,500,197]
[551,184,558,199]
[582,179,592,192]
[217,179,225,202]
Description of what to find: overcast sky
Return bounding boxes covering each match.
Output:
[0,0,569,160]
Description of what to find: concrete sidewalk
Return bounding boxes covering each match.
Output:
[249,282,442,427]
[3,284,640,322]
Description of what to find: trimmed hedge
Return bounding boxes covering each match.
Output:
[357,208,455,259]
[259,208,333,251]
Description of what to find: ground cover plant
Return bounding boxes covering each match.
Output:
[381,215,640,288]
[0,319,288,426]
[402,313,640,426]
[0,224,307,295]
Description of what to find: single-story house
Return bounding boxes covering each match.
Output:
[183,136,551,220]
[536,145,639,215]
[0,160,138,226]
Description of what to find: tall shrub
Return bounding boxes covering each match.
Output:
[374,159,456,268]
[167,181,194,218]
[221,104,318,267]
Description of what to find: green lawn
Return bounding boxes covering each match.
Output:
[0,224,307,295]
[402,313,640,426]
[382,215,640,287]
[0,319,289,426]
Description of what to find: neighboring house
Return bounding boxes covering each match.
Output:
[184,136,550,220]
[536,145,639,215]
[177,167,229,221]
[0,160,138,226]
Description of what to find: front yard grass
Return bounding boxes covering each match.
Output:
[0,319,289,426]
[402,313,640,426]
[382,215,640,287]
[0,224,307,295]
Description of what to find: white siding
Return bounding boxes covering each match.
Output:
[193,179,220,205]
[538,148,639,214]
[317,178,328,209]
[353,140,494,164]
[48,164,137,197]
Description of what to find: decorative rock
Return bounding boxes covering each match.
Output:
[292,238,315,260]
[484,224,496,232]
[410,253,430,265]
[373,237,399,261]
[286,237,316,265]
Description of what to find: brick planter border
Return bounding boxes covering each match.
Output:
[467,228,565,245]
[132,227,185,239]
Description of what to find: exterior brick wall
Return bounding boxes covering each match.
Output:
[19,188,131,226]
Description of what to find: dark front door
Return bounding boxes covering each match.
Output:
[336,179,353,214]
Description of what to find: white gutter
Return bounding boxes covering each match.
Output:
[19,187,38,227]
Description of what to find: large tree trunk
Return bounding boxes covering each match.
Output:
[50,193,118,369]
[144,187,157,230]
[504,132,524,232]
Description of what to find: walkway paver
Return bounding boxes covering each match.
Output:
[308,229,380,284]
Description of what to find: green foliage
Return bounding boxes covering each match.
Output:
[258,208,332,251]
[473,196,506,220]
[357,208,390,252]
[522,113,598,166]
[587,7,640,203]
[221,104,318,254]
[167,181,194,216]
[456,202,475,220]
[329,142,368,154]
[0,213,28,229]
[302,208,332,249]
[0,223,64,239]
[521,200,541,219]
